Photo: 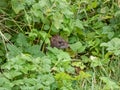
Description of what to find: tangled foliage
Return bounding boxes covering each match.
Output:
[0,0,120,89]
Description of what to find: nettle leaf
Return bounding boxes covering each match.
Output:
[7,44,22,58]
[11,0,25,14]
[100,77,120,89]
[40,56,51,73]
[47,47,71,60]
[75,19,84,30]
[40,74,55,86]
[26,45,45,57]
[102,26,114,39]
[38,0,48,9]
[16,33,28,47]
[62,9,73,18]
[69,41,85,53]
[3,71,22,79]
[0,74,13,89]
[25,0,35,6]
[53,12,63,29]
[100,38,120,56]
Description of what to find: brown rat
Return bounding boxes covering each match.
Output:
[50,35,69,49]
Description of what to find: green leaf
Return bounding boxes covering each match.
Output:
[102,26,114,39]
[75,19,84,30]
[26,45,45,57]
[0,76,13,90]
[4,33,12,40]
[39,31,48,40]
[100,38,120,56]
[90,56,102,67]
[100,77,120,89]
[72,61,86,69]
[0,50,4,56]
[69,41,85,53]
[11,0,25,14]
[3,71,22,79]
[16,33,28,47]
[55,72,73,80]
[74,71,91,80]
[53,12,63,29]
[47,47,71,60]
[7,44,22,58]
[44,24,50,30]
[0,0,8,8]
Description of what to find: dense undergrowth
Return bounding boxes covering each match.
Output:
[0,0,120,90]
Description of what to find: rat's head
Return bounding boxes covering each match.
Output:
[50,35,69,49]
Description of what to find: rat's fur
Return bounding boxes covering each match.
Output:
[50,35,68,49]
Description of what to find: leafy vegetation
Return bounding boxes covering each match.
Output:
[0,0,120,90]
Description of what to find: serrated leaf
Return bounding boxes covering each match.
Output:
[26,45,45,57]
[75,19,84,30]
[100,38,120,56]
[7,44,22,58]
[102,26,114,39]
[3,71,22,79]
[70,41,85,53]
[47,47,71,60]
[16,33,28,47]
[100,77,120,89]
[53,12,63,29]
[11,0,25,14]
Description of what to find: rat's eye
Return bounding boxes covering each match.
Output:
[58,41,64,45]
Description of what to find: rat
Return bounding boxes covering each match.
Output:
[50,35,69,49]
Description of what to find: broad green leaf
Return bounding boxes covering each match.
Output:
[40,74,55,86]
[102,26,114,39]
[11,0,25,14]
[44,24,50,30]
[47,47,71,60]
[0,74,13,89]
[25,0,35,6]
[53,12,63,29]
[100,77,120,89]
[75,19,84,30]
[3,71,22,79]
[7,44,22,58]
[100,38,120,56]
[16,33,28,47]
[69,41,85,53]
[26,45,45,57]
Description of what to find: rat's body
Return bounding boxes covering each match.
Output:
[50,35,68,49]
